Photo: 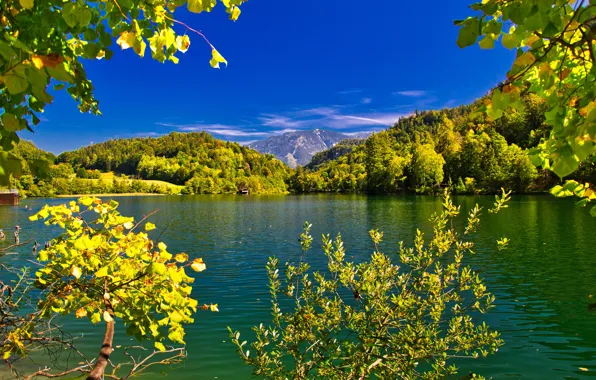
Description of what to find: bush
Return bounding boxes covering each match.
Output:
[230,190,509,379]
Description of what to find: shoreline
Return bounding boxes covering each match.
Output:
[53,193,168,198]
[18,191,554,200]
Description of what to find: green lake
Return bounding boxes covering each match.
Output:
[1,194,596,379]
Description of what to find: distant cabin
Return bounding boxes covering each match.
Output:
[237,187,250,195]
[0,189,19,206]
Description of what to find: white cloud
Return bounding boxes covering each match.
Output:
[155,122,271,137]
[361,97,372,104]
[258,114,307,128]
[393,90,428,97]
[132,132,164,138]
[204,129,270,137]
[337,89,363,95]
[274,128,298,134]
[259,106,406,130]
[442,99,458,108]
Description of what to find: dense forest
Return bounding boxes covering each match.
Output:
[9,132,290,197]
[290,95,596,194]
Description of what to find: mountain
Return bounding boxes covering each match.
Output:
[248,129,352,168]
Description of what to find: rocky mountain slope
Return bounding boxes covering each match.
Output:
[249,129,364,168]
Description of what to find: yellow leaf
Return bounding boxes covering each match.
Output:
[154,5,166,23]
[210,49,227,69]
[31,56,44,69]
[2,351,10,360]
[187,0,215,13]
[514,51,536,67]
[103,311,114,323]
[191,258,206,272]
[524,35,540,47]
[75,307,87,318]
[31,54,63,69]
[80,197,94,206]
[145,222,156,231]
[123,221,134,229]
[176,35,190,53]
[96,266,109,277]
[230,6,241,21]
[90,312,101,324]
[117,31,136,50]
[210,304,219,312]
[133,39,147,58]
[158,242,167,251]
[175,253,188,263]
[71,265,82,279]
[580,367,589,372]
[19,0,34,10]
[155,341,166,352]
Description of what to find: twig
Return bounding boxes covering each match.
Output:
[163,14,215,49]
[0,238,33,253]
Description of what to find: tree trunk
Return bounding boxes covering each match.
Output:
[86,305,115,380]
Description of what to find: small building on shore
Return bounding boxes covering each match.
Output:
[0,190,19,206]
[237,187,250,195]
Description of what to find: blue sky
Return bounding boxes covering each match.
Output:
[30,0,515,154]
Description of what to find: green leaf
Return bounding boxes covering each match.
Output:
[483,20,502,35]
[46,63,74,83]
[486,104,503,120]
[1,113,22,132]
[76,8,92,27]
[590,205,596,217]
[501,33,518,49]
[4,73,28,95]
[0,41,17,60]
[456,18,480,48]
[0,151,23,185]
[478,35,495,49]
[552,154,579,178]
[62,2,77,28]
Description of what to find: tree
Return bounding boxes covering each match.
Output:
[50,163,74,179]
[0,0,247,183]
[457,0,596,209]
[412,143,445,189]
[2,197,216,379]
[230,190,511,379]
[76,166,88,178]
[365,132,409,193]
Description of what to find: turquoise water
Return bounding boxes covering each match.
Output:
[1,194,596,379]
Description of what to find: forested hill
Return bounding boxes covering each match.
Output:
[57,132,290,194]
[290,94,596,194]
[305,139,366,169]
[8,132,290,197]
